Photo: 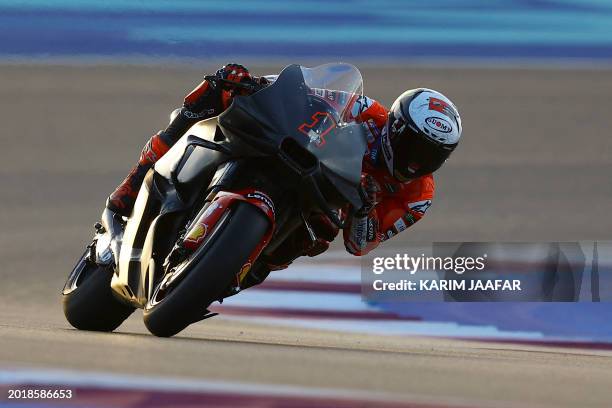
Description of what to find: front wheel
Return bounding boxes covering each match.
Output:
[143,202,270,337]
[62,249,135,332]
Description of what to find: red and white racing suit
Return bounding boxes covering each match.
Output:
[341,94,435,256]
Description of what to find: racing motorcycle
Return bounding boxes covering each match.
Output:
[62,63,367,337]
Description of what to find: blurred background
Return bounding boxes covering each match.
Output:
[1,2,612,406]
[1,0,611,241]
[2,0,612,62]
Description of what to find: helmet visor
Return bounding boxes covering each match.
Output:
[391,125,455,181]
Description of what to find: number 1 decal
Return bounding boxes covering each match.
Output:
[298,112,336,147]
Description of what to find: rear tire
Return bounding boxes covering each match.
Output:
[62,251,135,332]
[143,202,269,337]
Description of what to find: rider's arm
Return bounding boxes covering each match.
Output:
[155,80,226,148]
[350,95,388,128]
[343,175,435,256]
[157,64,253,148]
[309,90,388,128]
[343,208,384,256]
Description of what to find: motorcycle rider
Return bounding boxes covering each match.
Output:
[105,64,462,281]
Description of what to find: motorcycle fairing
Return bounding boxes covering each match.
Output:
[155,118,228,208]
[109,120,229,306]
[109,63,369,307]
[183,189,275,251]
[218,64,368,208]
[111,172,159,306]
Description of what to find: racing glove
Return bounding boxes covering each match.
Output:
[183,63,253,117]
[344,175,382,255]
[355,174,379,217]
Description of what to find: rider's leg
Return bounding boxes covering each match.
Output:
[105,107,199,216]
[106,131,171,216]
[105,65,256,217]
[240,213,339,290]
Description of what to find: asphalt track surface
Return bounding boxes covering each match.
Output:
[1,64,612,407]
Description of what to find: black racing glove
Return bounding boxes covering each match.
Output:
[184,63,253,115]
[215,63,253,89]
[355,174,379,217]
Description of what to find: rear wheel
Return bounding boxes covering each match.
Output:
[62,249,135,332]
[143,202,270,337]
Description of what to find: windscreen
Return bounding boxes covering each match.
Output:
[219,63,368,187]
[300,63,363,124]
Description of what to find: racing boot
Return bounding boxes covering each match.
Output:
[106,132,170,216]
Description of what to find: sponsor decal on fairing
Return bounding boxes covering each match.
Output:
[246,191,275,216]
[184,224,208,245]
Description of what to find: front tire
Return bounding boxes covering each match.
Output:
[62,250,135,332]
[143,202,270,337]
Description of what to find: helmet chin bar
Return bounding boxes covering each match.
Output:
[382,120,418,183]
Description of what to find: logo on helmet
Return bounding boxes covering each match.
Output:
[425,116,453,134]
[428,96,458,120]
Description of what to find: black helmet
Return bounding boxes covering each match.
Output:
[381,88,462,182]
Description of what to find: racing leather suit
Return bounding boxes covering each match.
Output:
[342,94,434,255]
